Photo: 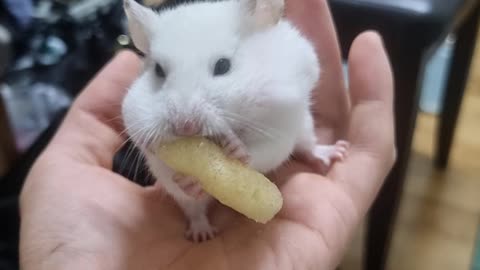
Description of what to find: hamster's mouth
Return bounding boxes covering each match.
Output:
[145,135,213,155]
[147,134,239,154]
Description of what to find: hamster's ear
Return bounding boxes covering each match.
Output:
[124,0,159,53]
[240,0,284,31]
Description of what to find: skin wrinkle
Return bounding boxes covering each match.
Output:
[273,173,358,266]
[222,225,276,269]
[323,193,351,250]
[218,235,231,270]
[32,202,112,269]
[277,216,330,252]
[212,238,231,269]
[278,218,331,267]
[257,231,281,270]
[164,244,194,269]
[40,247,100,270]
[48,243,66,256]
[269,225,297,270]
[177,235,233,270]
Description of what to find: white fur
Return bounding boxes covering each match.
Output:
[121,0,327,240]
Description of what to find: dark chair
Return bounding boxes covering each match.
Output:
[0,23,18,176]
[328,0,480,269]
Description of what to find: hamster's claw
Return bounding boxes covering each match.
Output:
[185,216,218,243]
[219,135,250,164]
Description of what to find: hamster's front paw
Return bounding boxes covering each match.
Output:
[218,133,250,164]
[312,140,350,167]
[173,173,207,200]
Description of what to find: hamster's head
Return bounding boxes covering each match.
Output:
[121,0,285,152]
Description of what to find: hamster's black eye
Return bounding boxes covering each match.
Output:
[155,63,166,78]
[213,58,231,76]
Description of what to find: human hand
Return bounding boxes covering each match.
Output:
[19,1,395,269]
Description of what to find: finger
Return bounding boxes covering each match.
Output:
[346,31,394,156]
[285,0,349,139]
[329,31,396,213]
[48,51,143,167]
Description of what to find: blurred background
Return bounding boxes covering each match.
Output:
[0,0,478,270]
[341,33,480,270]
[0,0,136,269]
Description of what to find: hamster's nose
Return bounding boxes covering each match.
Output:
[173,119,201,136]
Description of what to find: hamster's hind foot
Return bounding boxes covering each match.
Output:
[185,214,218,243]
[312,140,350,167]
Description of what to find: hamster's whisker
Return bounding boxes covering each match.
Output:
[204,124,216,140]
[143,126,158,149]
[118,142,137,176]
[94,101,123,109]
[116,122,165,182]
[240,122,275,139]
[103,115,123,124]
[118,121,149,138]
[119,124,156,180]
[123,125,153,154]
[114,137,135,154]
[220,112,280,140]
[132,148,145,183]
[223,116,273,139]
[102,111,130,122]
[123,124,150,143]
[219,111,281,137]
[132,125,162,184]
[116,126,148,152]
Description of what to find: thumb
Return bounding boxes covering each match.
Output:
[329,31,396,214]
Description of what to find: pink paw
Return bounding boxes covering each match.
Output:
[185,216,218,243]
[218,135,250,164]
[173,173,206,199]
[331,140,350,161]
[313,140,350,167]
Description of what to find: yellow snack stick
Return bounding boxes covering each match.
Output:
[157,137,283,224]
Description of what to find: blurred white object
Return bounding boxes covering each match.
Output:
[3,0,34,28]
[344,34,455,115]
[0,83,71,151]
[67,0,117,21]
[419,34,456,114]
[0,25,12,75]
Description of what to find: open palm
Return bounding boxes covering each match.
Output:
[19,1,395,269]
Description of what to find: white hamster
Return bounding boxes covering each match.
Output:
[121,0,349,242]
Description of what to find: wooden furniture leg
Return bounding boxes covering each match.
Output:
[435,4,480,169]
[365,47,426,270]
[0,93,17,176]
